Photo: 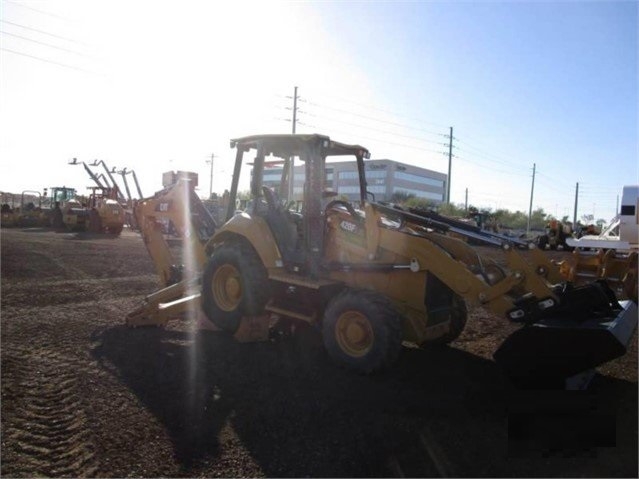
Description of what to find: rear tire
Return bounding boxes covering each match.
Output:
[322,289,402,373]
[201,241,270,333]
[87,209,102,233]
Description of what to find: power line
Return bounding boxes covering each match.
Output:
[304,99,447,137]
[3,0,73,22]
[1,47,95,74]
[300,109,446,147]
[0,19,86,45]
[296,119,446,157]
[454,148,528,175]
[453,155,529,177]
[456,131,516,155]
[455,137,525,168]
[0,30,90,57]
[534,176,573,195]
[578,184,624,191]
[534,171,574,192]
[466,191,522,201]
[306,89,451,129]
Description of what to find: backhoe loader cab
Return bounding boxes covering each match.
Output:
[221,134,370,278]
[196,134,636,386]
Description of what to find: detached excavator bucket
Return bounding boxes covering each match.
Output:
[494,296,637,389]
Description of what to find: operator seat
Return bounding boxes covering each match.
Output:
[261,186,302,268]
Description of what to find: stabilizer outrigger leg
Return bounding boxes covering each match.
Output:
[494,281,637,389]
[127,279,201,327]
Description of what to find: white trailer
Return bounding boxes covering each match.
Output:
[566,185,639,251]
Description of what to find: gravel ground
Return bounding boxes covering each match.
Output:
[1,227,637,477]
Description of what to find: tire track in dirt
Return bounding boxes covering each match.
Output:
[2,348,99,477]
[1,275,158,309]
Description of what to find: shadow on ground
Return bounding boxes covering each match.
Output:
[91,324,637,477]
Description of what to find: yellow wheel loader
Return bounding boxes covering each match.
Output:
[128,134,637,389]
[85,187,125,235]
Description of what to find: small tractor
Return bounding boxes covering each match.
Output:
[47,185,125,234]
[536,218,573,251]
[85,186,125,234]
[0,190,49,227]
[128,134,637,389]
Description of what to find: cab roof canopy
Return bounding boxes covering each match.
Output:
[230,134,370,160]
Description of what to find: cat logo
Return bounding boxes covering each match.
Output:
[340,220,358,233]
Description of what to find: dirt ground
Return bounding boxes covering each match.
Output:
[1,227,637,478]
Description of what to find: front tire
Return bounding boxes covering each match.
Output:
[322,289,402,373]
[428,294,468,345]
[201,241,269,333]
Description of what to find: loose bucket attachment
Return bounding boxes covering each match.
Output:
[494,299,637,388]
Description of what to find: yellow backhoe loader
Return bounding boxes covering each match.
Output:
[128,134,637,389]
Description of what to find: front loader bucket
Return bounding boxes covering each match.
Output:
[494,300,637,389]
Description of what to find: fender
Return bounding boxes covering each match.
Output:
[207,212,282,269]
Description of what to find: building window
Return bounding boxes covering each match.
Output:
[338,170,386,180]
[393,187,442,201]
[263,173,284,183]
[338,185,385,195]
[394,171,444,188]
[338,171,358,180]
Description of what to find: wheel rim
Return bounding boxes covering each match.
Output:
[212,264,242,311]
[335,310,374,357]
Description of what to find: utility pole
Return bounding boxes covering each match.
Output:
[573,182,579,228]
[288,86,298,202]
[292,86,298,134]
[206,153,215,200]
[526,163,536,235]
[446,126,453,204]
[464,187,468,212]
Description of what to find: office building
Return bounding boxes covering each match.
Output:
[261,159,446,203]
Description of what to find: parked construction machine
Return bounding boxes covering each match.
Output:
[0,190,47,227]
[63,159,127,234]
[127,134,637,389]
[559,185,639,302]
[536,218,574,251]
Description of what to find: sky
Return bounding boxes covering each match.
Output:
[1,0,637,224]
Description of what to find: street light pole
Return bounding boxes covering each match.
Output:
[207,153,215,199]
[526,163,536,235]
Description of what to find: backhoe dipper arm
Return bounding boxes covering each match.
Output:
[127,178,218,327]
[133,179,213,288]
[134,197,179,287]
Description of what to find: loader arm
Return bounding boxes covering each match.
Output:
[362,202,558,317]
[363,202,637,387]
